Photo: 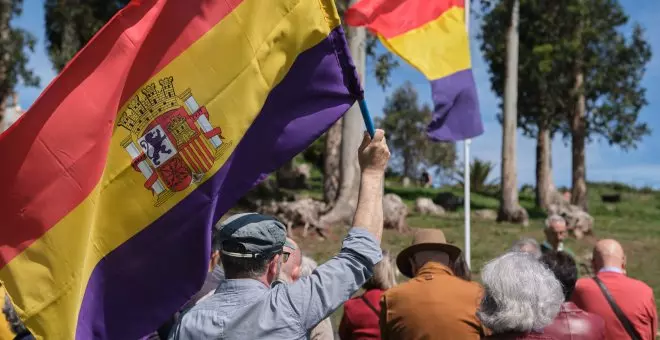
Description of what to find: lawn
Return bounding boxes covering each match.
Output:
[286,179,660,333]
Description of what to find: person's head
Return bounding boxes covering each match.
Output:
[279,238,303,283]
[396,228,461,278]
[218,213,288,287]
[592,239,625,273]
[541,251,577,301]
[478,252,563,334]
[510,237,542,260]
[452,253,472,281]
[363,250,397,290]
[544,215,568,249]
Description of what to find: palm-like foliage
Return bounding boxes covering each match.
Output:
[454,158,498,193]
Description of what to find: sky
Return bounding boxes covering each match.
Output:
[10,0,660,189]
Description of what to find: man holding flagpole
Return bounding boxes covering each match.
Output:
[171,130,390,340]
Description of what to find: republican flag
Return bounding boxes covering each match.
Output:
[346,0,483,141]
[0,0,361,338]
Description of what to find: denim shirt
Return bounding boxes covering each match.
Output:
[170,228,382,340]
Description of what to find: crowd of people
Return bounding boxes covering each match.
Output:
[1,130,658,339]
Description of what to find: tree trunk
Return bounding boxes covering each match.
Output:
[0,0,13,123]
[319,11,366,227]
[323,119,343,203]
[497,0,526,224]
[570,8,588,212]
[535,123,554,209]
[571,71,588,211]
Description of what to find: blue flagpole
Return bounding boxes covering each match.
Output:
[358,98,375,138]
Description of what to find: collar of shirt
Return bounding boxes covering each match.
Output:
[599,266,624,274]
[215,278,269,294]
[415,262,453,278]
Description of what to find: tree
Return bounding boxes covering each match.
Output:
[0,0,39,123]
[490,0,528,224]
[453,158,497,193]
[566,0,651,211]
[44,0,130,71]
[481,0,570,209]
[379,82,456,180]
[320,0,398,224]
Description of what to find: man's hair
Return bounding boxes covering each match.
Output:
[478,252,563,334]
[221,253,276,279]
[510,238,542,260]
[211,225,222,253]
[3,294,30,336]
[545,214,566,229]
[541,251,577,300]
[363,250,396,290]
[300,256,318,277]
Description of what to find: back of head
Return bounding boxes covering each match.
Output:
[478,252,563,334]
[363,250,397,290]
[218,213,287,280]
[510,238,541,260]
[592,239,625,272]
[541,251,577,301]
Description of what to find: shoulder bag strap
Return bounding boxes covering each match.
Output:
[360,294,380,316]
[592,276,643,340]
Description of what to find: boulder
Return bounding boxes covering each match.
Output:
[383,193,408,232]
[547,203,594,239]
[414,197,445,216]
[402,177,411,188]
[276,163,311,189]
[433,192,464,211]
[474,209,497,221]
[259,198,327,236]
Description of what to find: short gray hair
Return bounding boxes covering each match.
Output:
[478,252,563,334]
[545,214,566,229]
[510,238,542,260]
[300,256,318,277]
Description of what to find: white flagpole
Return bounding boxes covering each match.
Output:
[464,0,472,269]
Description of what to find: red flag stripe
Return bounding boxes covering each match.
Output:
[345,0,464,39]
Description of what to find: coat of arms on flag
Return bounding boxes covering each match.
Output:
[116,76,232,206]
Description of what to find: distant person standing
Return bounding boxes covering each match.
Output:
[541,215,576,259]
[420,171,432,188]
[571,239,657,340]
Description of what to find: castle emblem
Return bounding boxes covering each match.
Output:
[117,76,231,206]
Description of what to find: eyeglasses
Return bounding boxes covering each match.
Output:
[282,252,291,263]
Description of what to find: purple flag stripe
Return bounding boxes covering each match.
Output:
[75,26,359,340]
[426,69,483,141]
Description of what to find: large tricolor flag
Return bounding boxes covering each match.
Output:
[0,0,360,338]
[346,0,483,141]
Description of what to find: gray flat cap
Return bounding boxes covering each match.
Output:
[218,213,287,258]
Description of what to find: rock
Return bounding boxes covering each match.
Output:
[383,193,408,232]
[474,209,497,221]
[414,197,445,216]
[402,177,411,188]
[547,203,594,239]
[498,206,530,226]
[276,163,311,189]
[433,192,464,212]
[259,198,327,236]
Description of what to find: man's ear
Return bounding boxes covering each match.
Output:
[210,250,220,270]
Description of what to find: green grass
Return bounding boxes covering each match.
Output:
[288,180,660,332]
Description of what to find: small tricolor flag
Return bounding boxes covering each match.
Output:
[346,0,483,141]
[0,0,360,338]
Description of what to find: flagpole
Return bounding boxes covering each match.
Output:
[464,0,472,269]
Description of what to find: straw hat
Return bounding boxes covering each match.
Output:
[396,228,462,278]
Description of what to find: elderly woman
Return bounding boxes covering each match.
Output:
[339,250,397,340]
[510,237,542,260]
[478,252,564,339]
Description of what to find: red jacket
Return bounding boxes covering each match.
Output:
[543,301,605,340]
[339,289,384,340]
[483,332,554,339]
[571,271,657,340]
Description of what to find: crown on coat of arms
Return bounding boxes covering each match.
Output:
[117,76,179,135]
